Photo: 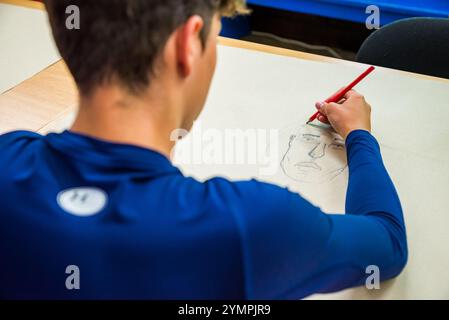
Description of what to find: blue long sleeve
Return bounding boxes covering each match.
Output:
[0,129,407,299]
[226,130,408,299]
[322,129,408,290]
[345,130,408,272]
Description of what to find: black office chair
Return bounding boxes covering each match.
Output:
[357,18,449,79]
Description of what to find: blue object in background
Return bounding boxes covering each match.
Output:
[221,0,449,38]
[221,15,251,38]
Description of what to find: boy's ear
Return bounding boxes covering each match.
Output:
[176,15,204,78]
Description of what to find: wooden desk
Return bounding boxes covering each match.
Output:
[0,0,61,94]
[0,61,76,134]
[1,0,43,9]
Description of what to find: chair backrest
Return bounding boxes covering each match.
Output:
[357,18,449,79]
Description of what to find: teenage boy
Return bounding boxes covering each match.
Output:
[0,0,407,299]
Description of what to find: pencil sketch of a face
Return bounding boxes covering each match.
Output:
[281,124,347,183]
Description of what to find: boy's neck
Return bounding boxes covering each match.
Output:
[70,86,181,160]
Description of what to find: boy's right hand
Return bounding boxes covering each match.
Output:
[315,90,372,140]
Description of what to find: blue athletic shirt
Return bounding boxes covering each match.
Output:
[0,129,407,299]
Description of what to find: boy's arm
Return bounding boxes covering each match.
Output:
[219,129,406,299]
[215,89,407,299]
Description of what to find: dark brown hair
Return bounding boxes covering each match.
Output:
[45,0,247,96]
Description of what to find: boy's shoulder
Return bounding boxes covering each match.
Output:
[0,130,43,159]
[0,130,42,144]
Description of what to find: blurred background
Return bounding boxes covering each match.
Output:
[220,0,449,61]
[30,0,449,78]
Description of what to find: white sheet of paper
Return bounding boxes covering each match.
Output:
[38,44,449,299]
[179,45,449,299]
[0,3,60,93]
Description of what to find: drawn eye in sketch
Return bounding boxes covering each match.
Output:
[280,123,347,184]
[301,134,320,143]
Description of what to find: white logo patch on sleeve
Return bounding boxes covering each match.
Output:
[57,187,108,217]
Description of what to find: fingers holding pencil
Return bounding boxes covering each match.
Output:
[315,89,358,124]
[316,90,372,139]
[307,65,375,130]
[314,89,348,124]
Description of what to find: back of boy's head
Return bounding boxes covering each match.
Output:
[45,0,247,96]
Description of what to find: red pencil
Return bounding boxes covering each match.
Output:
[306,65,376,124]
